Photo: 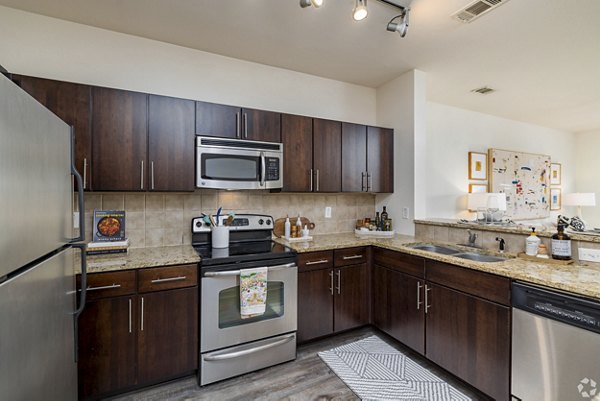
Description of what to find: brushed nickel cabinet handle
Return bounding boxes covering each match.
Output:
[425,285,431,314]
[336,270,341,295]
[243,112,248,138]
[305,259,329,265]
[316,169,320,192]
[342,255,363,260]
[151,161,155,190]
[128,298,132,333]
[83,158,87,189]
[367,172,372,192]
[416,281,423,310]
[140,297,144,331]
[140,160,144,190]
[329,270,334,295]
[235,112,240,138]
[361,172,365,192]
[310,169,314,192]
[85,283,121,292]
[151,276,186,284]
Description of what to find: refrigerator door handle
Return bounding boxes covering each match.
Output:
[69,126,85,243]
[71,243,87,363]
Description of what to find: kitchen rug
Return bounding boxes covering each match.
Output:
[318,335,473,401]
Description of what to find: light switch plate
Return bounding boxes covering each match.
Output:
[578,248,600,263]
[402,207,409,219]
[325,206,332,218]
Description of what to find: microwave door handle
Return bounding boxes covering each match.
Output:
[260,151,266,187]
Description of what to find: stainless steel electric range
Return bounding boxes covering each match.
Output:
[192,214,297,386]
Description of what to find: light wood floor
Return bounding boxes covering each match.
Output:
[110,327,488,401]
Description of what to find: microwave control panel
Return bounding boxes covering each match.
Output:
[265,157,280,181]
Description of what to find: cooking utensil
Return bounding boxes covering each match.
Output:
[216,207,222,226]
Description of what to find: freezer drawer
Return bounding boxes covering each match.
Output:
[200,332,296,385]
[0,248,77,401]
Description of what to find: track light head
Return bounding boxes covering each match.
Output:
[300,0,323,8]
[386,8,410,37]
[353,0,368,21]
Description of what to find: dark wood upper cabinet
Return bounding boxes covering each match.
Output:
[341,122,367,192]
[242,108,281,142]
[13,75,92,190]
[92,87,148,191]
[137,287,198,386]
[148,95,195,191]
[313,118,341,192]
[195,101,281,142]
[281,114,313,192]
[367,126,394,193]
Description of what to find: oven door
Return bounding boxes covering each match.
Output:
[196,139,282,190]
[201,262,297,352]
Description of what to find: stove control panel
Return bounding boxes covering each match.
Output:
[192,214,274,233]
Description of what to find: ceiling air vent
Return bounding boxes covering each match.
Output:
[471,86,495,95]
[452,0,510,23]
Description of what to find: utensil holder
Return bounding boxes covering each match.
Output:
[212,226,229,248]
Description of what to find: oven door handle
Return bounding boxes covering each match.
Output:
[203,334,295,361]
[203,262,297,277]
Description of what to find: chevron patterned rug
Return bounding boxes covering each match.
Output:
[318,335,473,401]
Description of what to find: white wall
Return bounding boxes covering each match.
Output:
[375,70,427,235]
[574,130,600,227]
[0,6,376,125]
[426,102,576,221]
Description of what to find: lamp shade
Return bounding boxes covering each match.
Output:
[467,193,507,211]
[486,193,507,211]
[563,193,596,207]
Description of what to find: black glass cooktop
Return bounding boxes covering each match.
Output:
[194,240,295,267]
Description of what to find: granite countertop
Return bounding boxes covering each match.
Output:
[415,218,600,243]
[276,232,600,300]
[76,245,201,274]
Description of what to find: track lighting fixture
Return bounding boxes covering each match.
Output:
[352,0,368,21]
[386,8,410,37]
[299,0,323,8]
[299,0,411,38]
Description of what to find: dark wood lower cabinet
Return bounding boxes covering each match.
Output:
[297,268,334,342]
[426,283,510,401]
[78,297,136,400]
[137,287,198,386]
[387,269,425,354]
[334,263,368,332]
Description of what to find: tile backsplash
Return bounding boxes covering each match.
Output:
[79,191,375,248]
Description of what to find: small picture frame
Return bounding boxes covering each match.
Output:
[469,152,487,180]
[550,163,561,185]
[469,184,488,193]
[550,188,561,210]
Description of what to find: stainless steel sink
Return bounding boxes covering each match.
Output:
[409,244,460,255]
[452,253,507,263]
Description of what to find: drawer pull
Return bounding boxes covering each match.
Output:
[342,255,363,260]
[150,276,187,284]
[85,283,121,292]
[305,259,329,265]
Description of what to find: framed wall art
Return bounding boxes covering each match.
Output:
[550,188,561,210]
[468,152,487,180]
[469,184,488,193]
[488,148,551,219]
[550,163,561,185]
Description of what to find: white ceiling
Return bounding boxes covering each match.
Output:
[1,0,600,133]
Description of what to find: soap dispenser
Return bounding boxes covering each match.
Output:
[526,227,541,256]
[284,215,291,240]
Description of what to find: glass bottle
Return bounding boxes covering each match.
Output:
[551,224,572,260]
[381,206,388,221]
[375,212,381,231]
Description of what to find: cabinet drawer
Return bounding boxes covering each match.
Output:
[297,250,334,272]
[373,248,425,278]
[425,260,511,306]
[138,264,198,293]
[334,247,367,267]
[78,270,137,301]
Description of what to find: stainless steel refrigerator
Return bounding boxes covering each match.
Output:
[0,71,87,400]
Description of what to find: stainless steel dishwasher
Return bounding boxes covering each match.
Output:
[512,282,600,401]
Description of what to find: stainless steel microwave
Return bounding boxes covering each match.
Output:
[196,136,283,190]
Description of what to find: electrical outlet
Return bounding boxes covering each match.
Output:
[578,248,600,263]
[402,207,409,219]
[73,212,80,229]
[325,206,332,218]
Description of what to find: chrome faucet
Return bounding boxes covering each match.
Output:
[467,230,478,247]
[496,237,506,253]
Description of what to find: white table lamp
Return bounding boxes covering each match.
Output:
[563,193,596,220]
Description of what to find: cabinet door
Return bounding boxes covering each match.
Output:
[388,270,425,354]
[426,283,510,401]
[137,287,198,386]
[281,114,313,192]
[372,264,389,331]
[148,95,195,191]
[313,118,341,192]
[242,108,281,142]
[14,75,92,190]
[334,264,368,332]
[367,127,394,193]
[195,101,240,138]
[341,122,367,192]
[78,297,136,400]
[92,87,148,191]
[297,269,334,342]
